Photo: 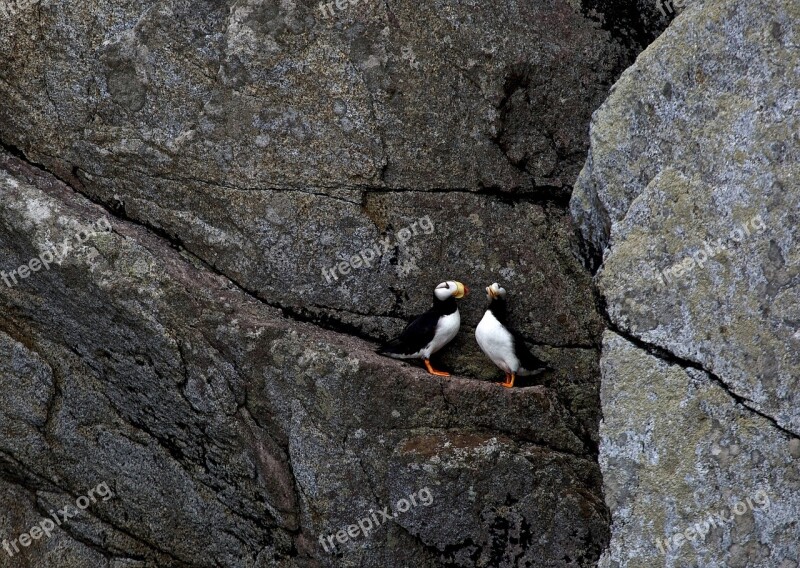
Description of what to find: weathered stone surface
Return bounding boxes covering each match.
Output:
[572,0,799,258]
[0,154,606,566]
[390,432,608,567]
[599,332,799,568]
[568,0,800,565]
[572,0,800,429]
[0,0,631,192]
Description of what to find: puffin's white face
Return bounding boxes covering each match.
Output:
[485,282,507,300]
[434,281,468,301]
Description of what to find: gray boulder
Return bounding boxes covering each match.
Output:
[571,0,800,564]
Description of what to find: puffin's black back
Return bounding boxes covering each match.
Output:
[378,296,457,355]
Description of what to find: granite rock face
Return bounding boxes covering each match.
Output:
[0,0,670,564]
[570,0,800,565]
[599,332,798,568]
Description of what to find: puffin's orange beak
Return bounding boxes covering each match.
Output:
[453,282,468,299]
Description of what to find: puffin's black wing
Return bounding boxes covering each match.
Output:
[509,328,551,372]
[378,308,439,356]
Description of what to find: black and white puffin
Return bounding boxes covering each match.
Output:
[378,281,469,376]
[475,282,551,388]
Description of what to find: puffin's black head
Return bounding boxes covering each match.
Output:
[433,280,469,302]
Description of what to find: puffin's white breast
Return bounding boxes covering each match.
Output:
[475,310,519,373]
[422,310,460,358]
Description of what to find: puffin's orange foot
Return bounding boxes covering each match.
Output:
[500,372,516,388]
[424,359,450,377]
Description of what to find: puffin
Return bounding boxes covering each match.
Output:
[475,282,551,388]
[378,281,469,376]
